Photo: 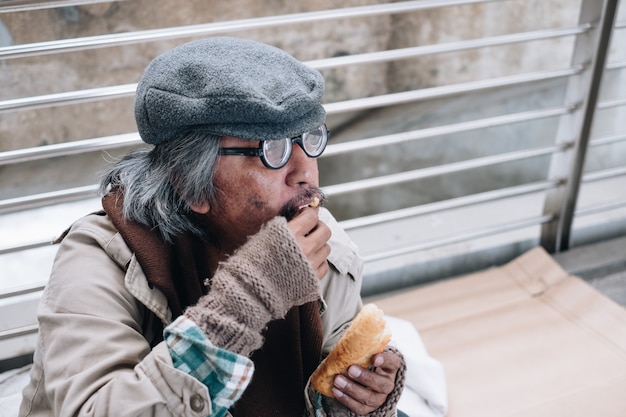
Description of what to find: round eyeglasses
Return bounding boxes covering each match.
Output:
[218,124,329,169]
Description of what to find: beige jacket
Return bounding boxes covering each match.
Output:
[18,208,363,417]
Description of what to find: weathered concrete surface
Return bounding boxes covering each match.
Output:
[1,0,624,222]
[0,0,393,150]
[0,0,583,146]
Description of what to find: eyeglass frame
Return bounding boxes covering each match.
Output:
[217,124,330,169]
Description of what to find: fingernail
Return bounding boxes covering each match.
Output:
[374,355,384,367]
[348,365,361,378]
[332,388,343,398]
[334,375,348,388]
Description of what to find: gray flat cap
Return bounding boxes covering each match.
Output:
[134,37,326,145]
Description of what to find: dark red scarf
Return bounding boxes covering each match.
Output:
[102,193,323,416]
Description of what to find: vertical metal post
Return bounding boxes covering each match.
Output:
[540,0,619,253]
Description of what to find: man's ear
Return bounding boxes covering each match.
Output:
[190,201,210,214]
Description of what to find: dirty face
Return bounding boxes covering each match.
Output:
[195,135,323,253]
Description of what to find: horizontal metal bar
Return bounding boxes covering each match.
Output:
[323,143,567,196]
[576,200,626,217]
[339,163,626,232]
[0,84,136,112]
[325,106,572,156]
[0,65,583,114]
[1,166,621,255]
[0,106,573,166]
[0,324,39,341]
[310,24,590,69]
[0,106,572,166]
[340,179,559,230]
[582,166,626,182]
[0,182,560,257]
[0,239,54,255]
[588,131,626,147]
[362,214,553,262]
[325,66,583,114]
[606,59,626,70]
[0,0,497,59]
[597,96,626,110]
[0,133,142,166]
[3,169,620,256]
[0,179,559,254]
[0,283,46,300]
[0,0,123,13]
[0,184,98,213]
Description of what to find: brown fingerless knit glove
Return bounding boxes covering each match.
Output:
[184,216,320,357]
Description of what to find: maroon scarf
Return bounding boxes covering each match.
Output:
[102,193,323,416]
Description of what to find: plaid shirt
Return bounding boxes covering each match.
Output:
[164,316,254,417]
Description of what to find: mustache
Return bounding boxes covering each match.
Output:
[280,187,327,221]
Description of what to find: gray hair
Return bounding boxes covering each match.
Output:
[99,131,221,243]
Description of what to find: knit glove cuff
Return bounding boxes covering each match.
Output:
[184,216,320,356]
[350,346,407,417]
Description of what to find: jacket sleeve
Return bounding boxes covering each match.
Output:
[163,316,254,417]
[22,219,218,417]
[317,208,364,355]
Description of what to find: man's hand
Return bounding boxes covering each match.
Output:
[331,351,402,415]
[288,207,331,279]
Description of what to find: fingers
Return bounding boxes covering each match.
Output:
[332,369,388,415]
[287,208,331,279]
[288,207,320,236]
[330,351,401,415]
[371,351,403,375]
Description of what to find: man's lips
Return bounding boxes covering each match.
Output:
[280,190,326,221]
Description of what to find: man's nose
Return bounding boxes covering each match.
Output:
[285,144,318,185]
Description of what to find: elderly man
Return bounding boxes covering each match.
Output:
[19,37,406,417]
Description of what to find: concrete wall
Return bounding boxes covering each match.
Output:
[1,0,624,222]
[0,0,394,151]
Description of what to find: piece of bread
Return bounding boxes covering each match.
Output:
[299,196,320,210]
[311,303,391,397]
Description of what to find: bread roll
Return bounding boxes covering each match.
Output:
[311,303,391,397]
[299,196,320,210]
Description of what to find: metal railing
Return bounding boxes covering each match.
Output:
[0,0,122,13]
[1,0,624,262]
[0,0,498,57]
[0,0,625,363]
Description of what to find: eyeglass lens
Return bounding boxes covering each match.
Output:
[302,126,326,156]
[263,139,292,168]
[262,125,327,168]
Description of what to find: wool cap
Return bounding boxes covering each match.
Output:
[134,37,326,145]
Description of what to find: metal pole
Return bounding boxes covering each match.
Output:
[540,0,619,252]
